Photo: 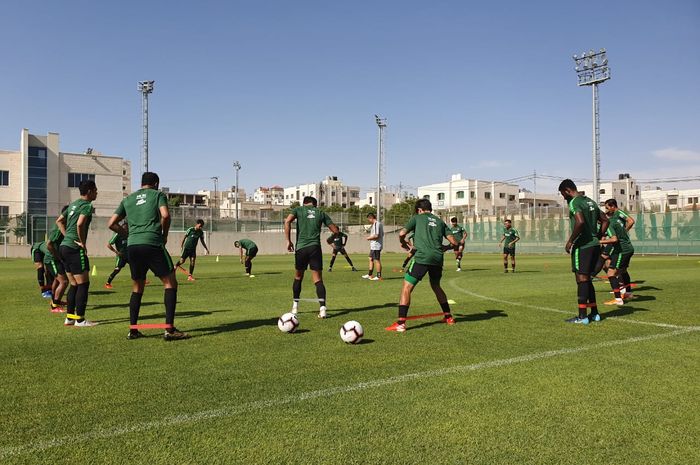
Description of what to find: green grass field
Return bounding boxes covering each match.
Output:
[1,253,698,465]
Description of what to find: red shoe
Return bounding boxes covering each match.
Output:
[443,316,456,325]
[104,283,113,289]
[187,275,195,282]
[50,304,65,313]
[385,322,406,332]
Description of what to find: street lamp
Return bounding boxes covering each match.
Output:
[137,80,155,175]
[573,49,610,204]
[233,161,241,231]
[374,114,387,226]
[211,176,219,218]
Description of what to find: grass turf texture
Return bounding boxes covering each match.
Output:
[1,253,698,465]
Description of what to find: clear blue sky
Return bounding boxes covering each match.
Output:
[1,0,698,196]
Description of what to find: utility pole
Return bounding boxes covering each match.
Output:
[233,161,241,231]
[137,80,155,174]
[374,114,387,225]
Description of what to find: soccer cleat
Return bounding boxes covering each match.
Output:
[318,306,327,319]
[64,318,75,326]
[351,267,358,272]
[327,268,332,272]
[504,269,508,273]
[50,303,65,313]
[511,269,516,273]
[456,268,461,272]
[41,290,53,299]
[104,283,113,289]
[163,328,189,341]
[187,275,195,282]
[127,330,145,340]
[247,274,255,278]
[385,322,406,332]
[604,298,624,306]
[590,313,601,322]
[443,316,456,325]
[74,320,98,327]
[361,274,371,279]
[291,302,299,315]
[369,276,380,281]
[565,316,589,324]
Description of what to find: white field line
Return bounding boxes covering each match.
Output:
[448,280,692,330]
[1,327,697,459]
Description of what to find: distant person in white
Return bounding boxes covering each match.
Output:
[362,213,384,281]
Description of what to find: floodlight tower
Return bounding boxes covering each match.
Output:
[233,161,241,231]
[138,80,155,174]
[573,49,610,204]
[374,114,387,225]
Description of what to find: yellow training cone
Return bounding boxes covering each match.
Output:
[216,255,220,262]
[91,265,97,276]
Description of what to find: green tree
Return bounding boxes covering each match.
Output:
[168,195,182,207]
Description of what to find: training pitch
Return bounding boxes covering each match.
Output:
[1,253,698,464]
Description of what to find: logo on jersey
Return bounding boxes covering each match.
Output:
[136,193,147,206]
[428,218,437,227]
[306,210,316,219]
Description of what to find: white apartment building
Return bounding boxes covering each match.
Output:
[417,174,519,215]
[0,129,131,242]
[358,191,400,208]
[283,176,360,208]
[578,173,640,210]
[253,186,285,205]
[640,187,700,211]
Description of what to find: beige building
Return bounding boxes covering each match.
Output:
[253,186,285,205]
[578,173,640,210]
[358,191,400,208]
[0,129,131,242]
[283,176,360,207]
[417,174,519,215]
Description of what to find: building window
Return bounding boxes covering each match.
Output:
[423,195,430,200]
[599,189,606,194]
[437,193,445,200]
[68,173,95,188]
[499,192,505,199]
[0,170,8,186]
[484,192,491,200]
[470,191,475,199]
[456,191,464,199]
[0,205,8,219]
[508,195,516,201]
[620,189,625,195]
[690,197,698,204]
[668,198,678,205]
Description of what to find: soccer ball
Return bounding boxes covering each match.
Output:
[278,312,299,333]
[340,320,364,344]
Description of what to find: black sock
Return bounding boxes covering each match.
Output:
[245,262,252,274]
[315,281,326,306]
[37,268,45,287]
[292,279,302,300]
[66,285,77,312]
[75,282,90,318]
[129,292,143,326]
[504,262,508,270]
[329,255,336,269]
[345,255,354,267]
[377,271,382,278]
[587,281,598,315]
[164,288,177,326]
[622,271,632,292]
[107,269,119,284]
[577,282,588,318]
[368,267,373,276]
[398,304,409,321]
[440,301,452,317]
[189,264,195,276]
[609,276,621,299]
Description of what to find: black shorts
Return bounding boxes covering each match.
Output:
[59,246,90,275]
[369,250,382,260]
[246,247,258,259]
[609,251,633,270]
[114,254,128,269]
[128,244,174,280]
[332,246,347,255]
[571,245,600,275]
[180,247,197,260]
[503,247,516,256]
[32,249,45,263]
[295,245,322,271]
[45,260,66,279]
[404,259,442,286]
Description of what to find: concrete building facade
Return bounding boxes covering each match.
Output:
[253,186,285,205]
[578,173,640,210]
[283,176,360,207]
[417,174,519,215]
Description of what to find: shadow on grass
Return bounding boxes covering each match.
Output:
[409,309,508,331]
[508,270,541,273]
[600,306,650,319]
[90,301,162,311]
[355,338,375,345]
[96,309,230,326]
[626,295,656,303]
[633,286,661,292]
[330,302,395,319]
[89,290,114,296]
[189,316,278,337]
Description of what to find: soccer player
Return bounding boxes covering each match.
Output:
[447,217,467,271]
[235,239,258,277]
[56,179,98,327]
[284,196,340,319]
[175,219,210,281]
[108,171,188,341]
[559,179,609,324]
[45,211,69,313]
[105,223,129,289]
[601,199,635,305]
[30,241,51,297]
[326,231,357,272]
[361,213,383,281]
[386,198,459,332]
[498,219,520,273]
[401,232,416,272]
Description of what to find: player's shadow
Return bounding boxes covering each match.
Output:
[330,302,395,318]
[462,268,488,272]
[600,306,650,319]
[96,309,225,325]
[510,270,540,273]
[410,309,507,330]
[633,286,661,291]
[89,291,114,296]
[189,317,278,336]
[90,301,162,311]
[625,295,656,303]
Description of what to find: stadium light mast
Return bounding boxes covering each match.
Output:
[137,80,155,175]
[374,114,387,225]
[211,176,219,216]
[573,49,610,204]
[233,161,241,231]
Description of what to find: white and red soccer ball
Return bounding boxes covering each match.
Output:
[278,312,299,333]
[340,320,364,344]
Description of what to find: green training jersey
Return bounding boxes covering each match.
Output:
[109,233,128,253]
[47,224,64,248]
[292,206,334,250]
[183,227,204,251]
[502,227,520,249]
[448,225,466,242]
[331,232,347,249]
[404,213,451,266]
[238,238,257,251]
[610,211,634,254]
[568,195,601,249]
[38,242,56,264]
[61,198,93,249]
[30,241,44,254]
[114,188,169,247]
